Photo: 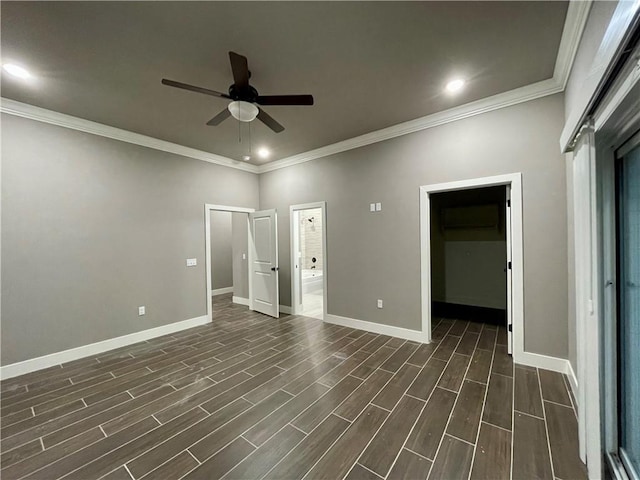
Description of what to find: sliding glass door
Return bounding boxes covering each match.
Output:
[616,130,640,480]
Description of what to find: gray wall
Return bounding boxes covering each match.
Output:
[1,114,259,364]
[260,93,568,359]
[210,210,233,290]
[232,212,249,299]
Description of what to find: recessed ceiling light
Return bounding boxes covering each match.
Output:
[445,78,465,94]
[2,63,31,80]
[257,148,270,159]
[242,155,251,161]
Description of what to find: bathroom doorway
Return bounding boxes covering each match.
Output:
[290,202,327,320]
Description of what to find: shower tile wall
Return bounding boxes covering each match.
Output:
[300,208,323,270]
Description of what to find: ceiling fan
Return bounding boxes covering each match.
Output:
[161,51,314,133]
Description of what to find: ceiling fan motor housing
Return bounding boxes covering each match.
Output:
[229,84,259,103]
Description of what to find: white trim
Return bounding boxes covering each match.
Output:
[566,360,579,405]
[0,315,209,380]
[561,0,640,152]
[259,79,562,173]
[0,98,258,174]
[514,352,572,376]
[554,1,593,90]
[261,0,592,175]
[0,5,588,176]
[325,314,428,344]
[232,296,249,306]
[420,173,524,355]
[205,204,255,323]
[211,286,233,296]
[0,5,588,177]
[513,352,570,373]
[593,44,640,135]
[289,202,328,321]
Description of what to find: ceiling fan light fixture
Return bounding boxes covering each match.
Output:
[228,101,259,122]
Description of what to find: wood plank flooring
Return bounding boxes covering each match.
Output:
[0,294,586,479]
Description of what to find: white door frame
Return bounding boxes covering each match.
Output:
[419,173,524,357]
[204,204,255,322]
[290,202,328,320]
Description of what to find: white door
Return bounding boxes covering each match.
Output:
[249,209,279,318]
[506,186,513,354]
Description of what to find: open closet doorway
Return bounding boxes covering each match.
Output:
[420,174,524,357]
[430,186,511,350]
[290,202,327,320]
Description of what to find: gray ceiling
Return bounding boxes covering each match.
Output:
[1,1,568,164]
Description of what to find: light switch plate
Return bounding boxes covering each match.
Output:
[377,299,383,308]
[186,258,197,267]
[370,203,376,212]
[375,202,382,211]
[138,306,145,316]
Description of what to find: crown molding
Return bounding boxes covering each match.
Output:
[258,1,589,174]
[1,1,589,176]
[257,78,563,173]
[553,0,593,89]
[0,98,259,174]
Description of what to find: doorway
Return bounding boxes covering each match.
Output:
[429,186,511,348]
[204,204,254,322]
[420,174,524,357]
[208,209,250,316]
[290,202,327,320]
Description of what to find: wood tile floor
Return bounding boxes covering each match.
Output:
[1,294,587,479]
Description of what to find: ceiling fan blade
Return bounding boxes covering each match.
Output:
[229,51,249,88]
[257,107,284,133]
[161,79,229,98]
[206,108,231,126]
[256,95,314,106]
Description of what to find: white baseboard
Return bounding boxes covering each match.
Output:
[211,286,234,296]
[280,305,293,315]
[232,296,249,306]
[325,314,429,343]
[0,315,210,380]
[566,360,579,406]
[514,351,572,375]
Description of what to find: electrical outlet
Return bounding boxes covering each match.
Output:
[376,202,382,211]
[377,299,383,309]
[138,306,146,316]
[186,258,197,267]
[242,253,246,260]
